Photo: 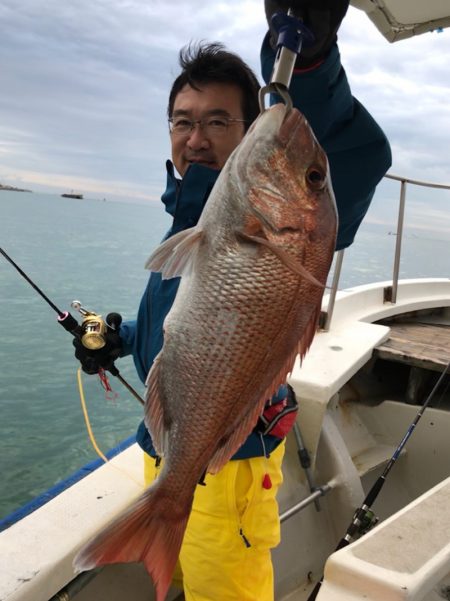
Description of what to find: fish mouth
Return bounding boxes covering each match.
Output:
[278,108,306,144]
[276,107,328,181]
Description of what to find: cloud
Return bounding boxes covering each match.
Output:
[0,1,449,232]
[340,7,450,184]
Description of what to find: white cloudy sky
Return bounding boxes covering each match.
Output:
[1,1,449,233]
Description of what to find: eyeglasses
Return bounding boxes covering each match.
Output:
[168,115,248,136]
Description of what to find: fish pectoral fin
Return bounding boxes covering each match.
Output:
[145,227,204,279]
[237,231,325,289]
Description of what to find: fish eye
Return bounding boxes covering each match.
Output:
[306,166,326,190]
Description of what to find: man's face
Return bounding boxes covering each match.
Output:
[170,82,247,177]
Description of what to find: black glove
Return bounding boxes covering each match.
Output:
[265,0,350,68]
[73,313,123,375]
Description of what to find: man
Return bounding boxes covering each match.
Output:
[75,2,391,599]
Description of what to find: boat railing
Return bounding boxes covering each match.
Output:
[320,173,450,331]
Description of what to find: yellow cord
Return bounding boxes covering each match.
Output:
[77,368,109,462]
[76,368,143,488]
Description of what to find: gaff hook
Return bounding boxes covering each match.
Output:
[259,82,294,114]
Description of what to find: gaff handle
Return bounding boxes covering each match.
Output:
[272,12,315,55]
[259,11,315,112]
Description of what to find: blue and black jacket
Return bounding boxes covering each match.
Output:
[120,39,392,460]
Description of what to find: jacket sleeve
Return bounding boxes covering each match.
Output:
[119,319,136,357]
[260,34,392,249]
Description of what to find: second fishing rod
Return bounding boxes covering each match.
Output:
[307,358,450,601]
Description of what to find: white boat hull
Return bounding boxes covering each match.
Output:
[1,278,450,601]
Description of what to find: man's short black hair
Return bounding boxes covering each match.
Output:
[168,42,261,131]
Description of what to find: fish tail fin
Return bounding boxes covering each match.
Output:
[73,481,191,601]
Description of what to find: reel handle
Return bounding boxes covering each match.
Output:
[106,312,122,331]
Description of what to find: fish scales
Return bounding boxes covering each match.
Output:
[157,261,296,471]
[74,104,337,601]
[161,252,307,433]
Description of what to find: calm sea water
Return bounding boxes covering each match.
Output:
[0,189,449,519]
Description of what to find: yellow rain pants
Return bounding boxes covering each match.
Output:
[144,441,285,601]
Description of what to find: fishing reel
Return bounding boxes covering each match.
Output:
[71,300,121,351]
[70,300,142,404]
[347,505,379,541]
[356,507,379,536]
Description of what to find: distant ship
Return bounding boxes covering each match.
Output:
[61,191,83,199]
[0,183,31,192]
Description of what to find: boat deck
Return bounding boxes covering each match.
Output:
[374,316,450,404]
[375,319,450,372]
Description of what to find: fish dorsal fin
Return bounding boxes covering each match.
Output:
[237,231,325,289]
[145,227,204,279]
[144,355,167,456]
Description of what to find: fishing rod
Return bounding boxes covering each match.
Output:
[0,246,145,406]
[307,359,450,601]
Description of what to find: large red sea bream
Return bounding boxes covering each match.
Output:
[74,103,337,601]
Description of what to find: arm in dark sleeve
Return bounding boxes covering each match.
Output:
[261,35,392,249]
[119,320,136,357]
